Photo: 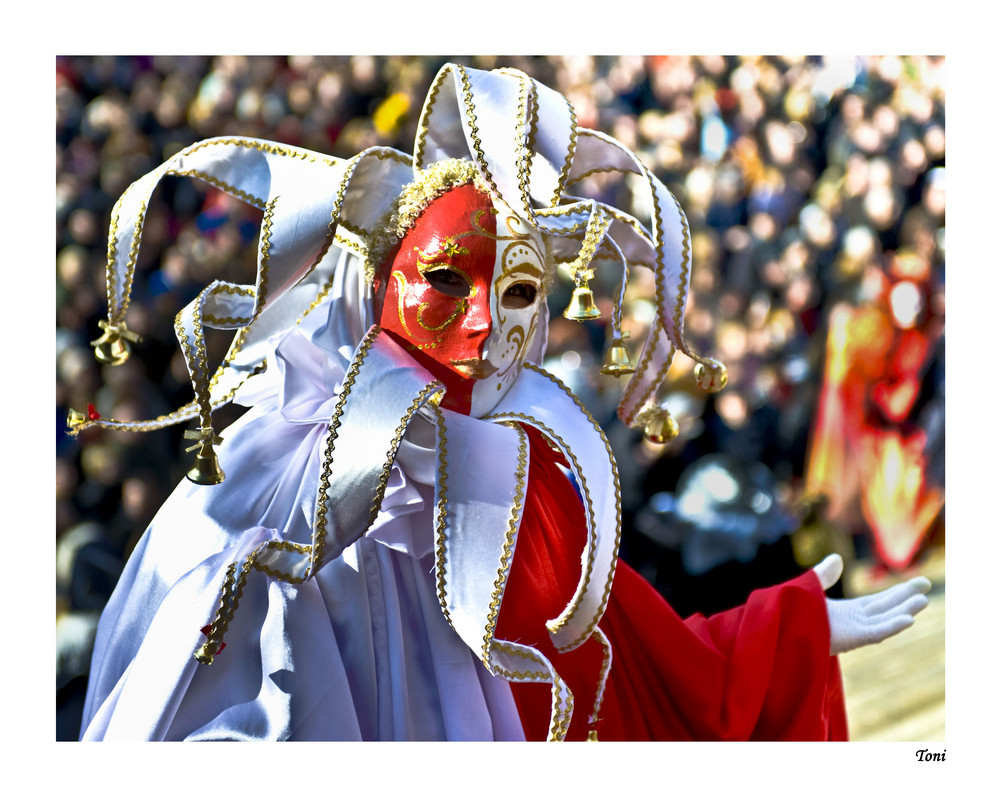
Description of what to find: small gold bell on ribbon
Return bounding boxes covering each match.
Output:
[187,442,226,485]
[194,643,216,665]
[66,408,87,428]
[91,330,131,366]
[600,334,636,377]
[643,408,680,445]
[694,358,728,393]
[562,285,601,321]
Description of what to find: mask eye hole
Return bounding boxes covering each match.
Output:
[501,282,538,309]
[425,267,472,298]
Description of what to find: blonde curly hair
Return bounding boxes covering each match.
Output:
[365,158,552,294]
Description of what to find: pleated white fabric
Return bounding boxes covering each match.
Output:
[80,268,528,741]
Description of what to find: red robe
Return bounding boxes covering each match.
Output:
[497,425,848,741]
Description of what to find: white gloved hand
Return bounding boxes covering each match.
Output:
[813,554,932,655]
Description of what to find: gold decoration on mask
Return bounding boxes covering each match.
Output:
[643,407,680,444]
[600,331,636,377]
[694,358,729,393]
[90,320,141,366]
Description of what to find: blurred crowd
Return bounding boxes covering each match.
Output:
[55,55,945,740]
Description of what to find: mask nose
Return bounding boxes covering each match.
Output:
[462,295,492,352]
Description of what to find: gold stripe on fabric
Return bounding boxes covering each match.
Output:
[482,422,528,667]
[569,165,626,183]
[197,539,271,663]
[174,309,197,399]
[329,150,415,283]
[310,326,380,572]
[297,266,344,324]
[531,206,588,236]
[490,641,549,681]
[202,313,252,326]
[104,198,123,318]
[551,676,574,741]
[165,168,267,210]
[367,382,445,529]
[520,363,622,650]
[180,136,338,167]
[190,289,216,433]
[620,316,666,425]
[198,559,239,660]
[480,410,598,646]
[551,94,578,207]
[454,64,502,203]
[514,72,535,218]
[117,199,146,322]
[603,205,655,247]
[202,282,257,326]
[489,640,575,740]
[298,269,339,324]
[413,66,451,170]
[668,188,694,356]
[207,326,252,394]
[254,539,312,583]
[253,197,276,317]
[336,217,372,242]
[620,166,667,421]
[568,209,611,277]
[430,403,454,627]
[589,626,612,723]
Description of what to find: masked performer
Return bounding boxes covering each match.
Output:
[71,64,930,741]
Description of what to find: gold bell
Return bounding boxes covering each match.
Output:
[66,408,87,428]
[694,358,728,393]
[643,408,680,445]
[562,285,601,321]
[91,325,132,366]
[187,442,226,485]
[600,337,636,377]
[194,643,216,665]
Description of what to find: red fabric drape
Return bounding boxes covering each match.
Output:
[496,425,848,741]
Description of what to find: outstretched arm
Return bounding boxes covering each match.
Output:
[813,554,932,655]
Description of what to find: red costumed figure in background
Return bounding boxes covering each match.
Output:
[71,63,930,742]
[806,250,944,572]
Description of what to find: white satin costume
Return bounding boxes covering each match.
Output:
[74,64,724,741]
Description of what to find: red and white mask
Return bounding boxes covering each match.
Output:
[378,183,546,417]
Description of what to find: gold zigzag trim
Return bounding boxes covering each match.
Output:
[367,382,444,530]
[515,73,535,217]
[455,64,502,205]
[165,168,267,210]
[413,67,451,170]
[482,410,597,650]
[310,326,380,572]
[430,403,454,628]
[180,136,338,167]
[104,198,123,319]
[482,422,528,667]
[254,197,276,317]
[552,93,578,208]
[520,363,622,650]
[120,199,146,321]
